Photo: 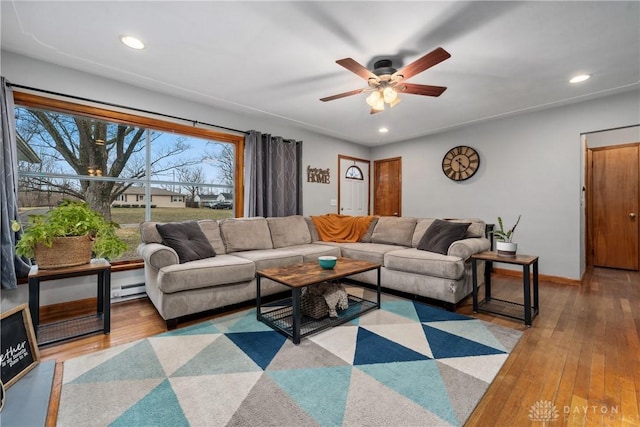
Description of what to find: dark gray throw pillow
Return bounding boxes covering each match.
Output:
[156,221,216,263]
[417,219,471,255]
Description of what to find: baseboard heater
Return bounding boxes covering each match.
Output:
[111,283,146,300]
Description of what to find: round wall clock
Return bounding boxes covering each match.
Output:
[442,146,480,181]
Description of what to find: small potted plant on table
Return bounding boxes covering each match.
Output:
[14,200,127,269]
[492,215,521,257]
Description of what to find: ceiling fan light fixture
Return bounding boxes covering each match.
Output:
[389,97,401,108]
[383,87,398,103]
[366,90,381,107]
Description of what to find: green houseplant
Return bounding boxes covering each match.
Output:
[15,200,127,269]
[491,215,521,256]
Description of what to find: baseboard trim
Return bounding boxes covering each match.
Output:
[492,267,580,286]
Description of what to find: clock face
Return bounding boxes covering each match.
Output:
[442,146,480,181]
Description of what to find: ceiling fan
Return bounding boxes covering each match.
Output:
[320,47,451,114]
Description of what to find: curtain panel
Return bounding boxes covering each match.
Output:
[1,78,31,288]
[244,130,302,217]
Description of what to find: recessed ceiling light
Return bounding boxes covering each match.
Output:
[120,35,145,50]
[569,74,590,84]
[379,127,389,133]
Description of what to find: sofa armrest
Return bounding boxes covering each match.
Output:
[448,238,491,260]
[137,243,179,269]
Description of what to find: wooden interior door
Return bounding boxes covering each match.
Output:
[374,157,401,216]
[591,144,639,270]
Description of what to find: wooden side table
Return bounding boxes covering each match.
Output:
[471,251,539,327]
[28,259,111,346]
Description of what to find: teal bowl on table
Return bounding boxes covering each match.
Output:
[318,256,337,269]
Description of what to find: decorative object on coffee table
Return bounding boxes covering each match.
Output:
[491,215,521,257]
[318,255,337,269]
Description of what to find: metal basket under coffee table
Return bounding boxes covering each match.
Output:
[256,257,381,344]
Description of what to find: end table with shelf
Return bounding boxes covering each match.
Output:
[471,251,539,327]
[28,259,111,346]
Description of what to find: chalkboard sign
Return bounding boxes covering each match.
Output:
[1,304,40,389]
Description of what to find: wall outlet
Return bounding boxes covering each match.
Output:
[330,199,337,206]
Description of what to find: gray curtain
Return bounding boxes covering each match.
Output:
[1,77,31,289]
[244,130,303,217]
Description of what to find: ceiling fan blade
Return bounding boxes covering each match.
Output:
[320,88,364,102]
[336,58,378,80]
[394,47,451,81]
[399,83,447,97]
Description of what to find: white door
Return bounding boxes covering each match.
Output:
[339,156,370,216]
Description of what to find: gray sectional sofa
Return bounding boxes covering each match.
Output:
[138,215,491,327]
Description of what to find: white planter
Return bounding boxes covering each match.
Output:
[496,241,517,257]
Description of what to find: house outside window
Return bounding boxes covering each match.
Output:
[14,93,244,262]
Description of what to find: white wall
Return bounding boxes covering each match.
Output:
[372,90,640,280]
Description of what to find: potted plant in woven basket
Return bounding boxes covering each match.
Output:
[491,215,521,257]
[14,200,127,269]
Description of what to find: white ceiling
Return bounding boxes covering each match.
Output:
[2,1,639,146]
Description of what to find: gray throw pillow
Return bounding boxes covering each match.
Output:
[417,219,471,255]
[156,221,216,263]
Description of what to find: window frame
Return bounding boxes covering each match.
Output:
[14,92,245,267]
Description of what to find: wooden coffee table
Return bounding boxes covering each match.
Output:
[256,257,381,344]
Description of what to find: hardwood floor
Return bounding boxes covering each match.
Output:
[39,268,639,426]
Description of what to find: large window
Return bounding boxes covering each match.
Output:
[14,93,244,262]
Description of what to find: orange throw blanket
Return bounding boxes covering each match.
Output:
[311,214,376,243]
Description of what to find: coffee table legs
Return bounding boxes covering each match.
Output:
[291,288,302,344]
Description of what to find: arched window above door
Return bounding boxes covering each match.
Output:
[345,165,363,180]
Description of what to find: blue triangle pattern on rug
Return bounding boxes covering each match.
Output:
[353,327,431,365]
[58,293,523,427]
[358,359,459,426]
[110,379,189,427]
[227,330,287,369]
[423,324,507,359]
[413,301,471,322]
[268,365,352,426]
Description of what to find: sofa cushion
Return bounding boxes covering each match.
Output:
[197,220,226,255]
[360,217,379,242]
[447,218,486,238]
[267,215,312,248]
[156,221,216,263]
[338,242,405,265]
[232,248,303,271]
[220,217,274,253]
[140,221,163,244]
[305,217,320,241]
[157,254,255,294]
[371,217,417,247]
[411,218,437,247]
[385,248,465,280]
[417,219,471,255]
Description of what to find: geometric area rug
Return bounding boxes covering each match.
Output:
[57,291,522,427]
